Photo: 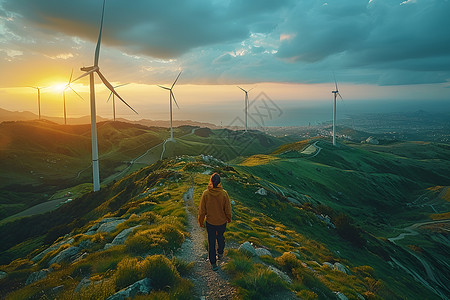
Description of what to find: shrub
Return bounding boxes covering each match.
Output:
[352,265,375,278]
[223,256,253,276]
[297,290,319,299]
[125,224,184,255]
[171,257,194,276]
[275,252,301,275]
[71,263,92,279]
[114,257,143,290]
[77,277,116,300]
[235,268,287,299]
[334,214,366,248]
[142,255,179,290]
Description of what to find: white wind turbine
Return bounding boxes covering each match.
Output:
[107,83,129,121]
[62,70,84,125]
[29,86,47,120]
[73,0,138,191]
[331,75,343,146]
[158,71,182,141]
[237,86,253,132]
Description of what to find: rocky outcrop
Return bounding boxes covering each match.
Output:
[323,262,350,274]
[85,218,126,235]
[75,277,91,293]
[106,278,152,300]
[255,248,272,257]
[255,188,267,196]
[48,246,81,266]
[333,262,350,274]
[335,291,349,300]
[104,225,141,249]
[26,269,51,285]
[267,265,292,284]
[238,241,256,257]
[31,238,74,263]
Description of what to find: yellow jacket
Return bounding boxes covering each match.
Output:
[198,182,232,226]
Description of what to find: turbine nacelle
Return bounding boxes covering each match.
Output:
[80,66,99,73]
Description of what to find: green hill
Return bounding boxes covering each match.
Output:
[0,136,448,298]
[0,121,295,221]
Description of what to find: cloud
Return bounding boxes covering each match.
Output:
[0,0,449,87]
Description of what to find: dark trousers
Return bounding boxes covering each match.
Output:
[206,222,226,265]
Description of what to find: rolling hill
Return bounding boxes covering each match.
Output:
[0,134,448,298]
[0,120,295,221]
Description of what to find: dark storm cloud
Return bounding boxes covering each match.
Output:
[2,0,280,59]
[277,0,450,70]
[1,0,450,86]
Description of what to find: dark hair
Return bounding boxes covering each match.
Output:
[211,173,221,188]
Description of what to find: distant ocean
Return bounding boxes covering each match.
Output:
[260,99,450,127]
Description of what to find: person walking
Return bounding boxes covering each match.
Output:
[198,173,232,271]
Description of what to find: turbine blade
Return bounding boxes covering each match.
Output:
[114,83,129,89]
[237,86,246,93]
[69,86,84,101]
[97,71,138,114]
[337,92,343,100]
[158,85,171,90]
[171,91,180,109]
[94,0,106,67]
[171,71,182,89]
[248,87,254,92]
[68,68,74,84]
[333,72,338,91]
[107,91,113,103]
[72,70,95,83]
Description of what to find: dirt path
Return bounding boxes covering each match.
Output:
[177,186,238,299]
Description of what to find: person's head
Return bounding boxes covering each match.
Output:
[210,173,221,188]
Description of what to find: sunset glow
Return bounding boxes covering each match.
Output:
[0,0,448,125]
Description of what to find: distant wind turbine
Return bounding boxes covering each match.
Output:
[107,83,129,121]
[62,69,84,125]
[331,75,343,146]
[158,71,182,141]
[237,86,253,132]
[29,86,47,120]
[73,0,138,192]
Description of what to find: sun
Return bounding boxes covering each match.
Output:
[51,83,67,93]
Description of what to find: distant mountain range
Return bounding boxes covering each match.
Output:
[0,107,219,129]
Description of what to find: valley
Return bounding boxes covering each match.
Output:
[0,119,449,299]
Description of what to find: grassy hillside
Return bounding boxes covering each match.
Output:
[0,149,447,299]
[0,122,448,298]
[0,122,295,221]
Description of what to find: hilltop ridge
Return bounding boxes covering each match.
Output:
[0,136,448,299]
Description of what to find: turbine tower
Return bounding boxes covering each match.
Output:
[29,86,46,120]
[73,0,137,191]
[237,86,253,132]
[158,71,182,141]
[331,76,343,146]
[62,69,84,125]
[107,83,129,121]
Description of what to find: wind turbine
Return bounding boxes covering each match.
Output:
[331,76,343,146]
[29,86,47,120]
[107,83,129,121]
[158,71,182,141]
[73,0,138,192]
[237,86,253,132]
[62,69,84,125]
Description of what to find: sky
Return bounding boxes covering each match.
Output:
[0,0,449,126]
